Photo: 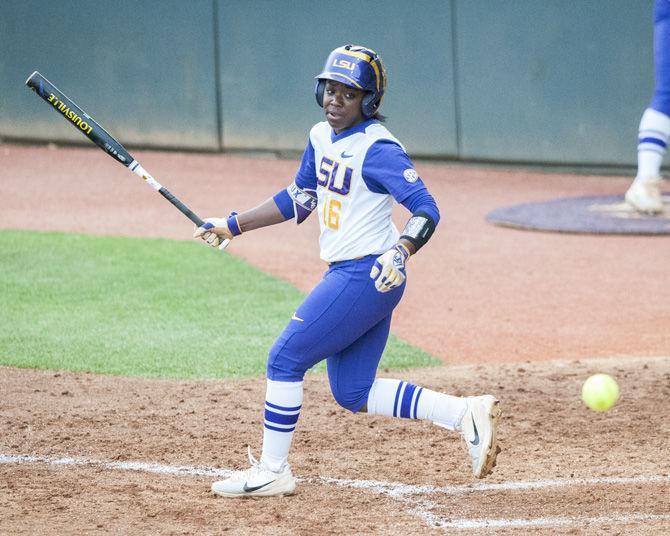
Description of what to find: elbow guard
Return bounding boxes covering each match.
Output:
[400,211,436,252]
[287,181,317,224]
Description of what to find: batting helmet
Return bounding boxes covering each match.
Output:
[315,45,387,119]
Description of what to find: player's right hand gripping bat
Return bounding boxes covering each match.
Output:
[25,71,230,250]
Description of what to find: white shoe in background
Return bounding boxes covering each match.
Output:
[625,176,664,214]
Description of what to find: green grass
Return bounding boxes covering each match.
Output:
[0,230,438,379]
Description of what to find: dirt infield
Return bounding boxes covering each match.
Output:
[1,144,669,534]
[2,357,669,534]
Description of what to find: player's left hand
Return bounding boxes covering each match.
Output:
[370,244,410,293]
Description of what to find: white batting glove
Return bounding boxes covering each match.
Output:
[193,217,234,248]
[369,244,410,293]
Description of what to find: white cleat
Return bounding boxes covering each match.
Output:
[211,447,296,498]
[625,176,664,214]
[459,395,501,479]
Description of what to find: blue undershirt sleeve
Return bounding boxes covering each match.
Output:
[400,189,440,226]
[362,140,440,225]
[273,138,318,220]
[294,139,317,190]
[273,190,294,220]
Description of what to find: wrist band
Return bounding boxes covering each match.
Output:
[227,212,242,236]
[395,243,411,260]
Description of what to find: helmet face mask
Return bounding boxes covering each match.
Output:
[315,45,386,119]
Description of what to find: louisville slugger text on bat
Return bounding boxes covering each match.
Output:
[24,70,229,250]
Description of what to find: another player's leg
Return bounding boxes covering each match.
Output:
[626,0,670,213]
[625,108,669,213]
[327,314,501,479]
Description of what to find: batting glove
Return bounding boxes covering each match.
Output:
[194,212,241,248]
[369,244,410,293]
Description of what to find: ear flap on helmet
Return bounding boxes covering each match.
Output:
[361,92,380,119]
[315,79,326,107]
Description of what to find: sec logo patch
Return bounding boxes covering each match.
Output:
[403,169,419,183]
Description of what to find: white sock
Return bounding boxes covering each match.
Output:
[260,379,303,473]
[366,378,468,431]
[635,108,670,181]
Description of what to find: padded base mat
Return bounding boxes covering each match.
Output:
[486,194,670,235]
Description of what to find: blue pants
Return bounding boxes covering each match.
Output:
[267,255,405,412]
[652,0,670,114]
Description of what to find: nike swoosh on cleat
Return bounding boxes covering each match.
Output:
[242,481,273,493]
[340,151,354,158]
[469,415,480,446]
[291,313,304,322]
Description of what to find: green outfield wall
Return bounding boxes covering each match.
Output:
[0,0,654,167]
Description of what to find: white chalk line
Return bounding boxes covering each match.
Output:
[386,494,670,530]
[431,512,670,530]
[0,453,233,479]
[318,473,670,497]
[2,453,669,531]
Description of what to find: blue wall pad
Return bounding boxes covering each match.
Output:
[486,195,670,235]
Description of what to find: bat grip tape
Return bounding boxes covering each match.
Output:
[158,187,204,227]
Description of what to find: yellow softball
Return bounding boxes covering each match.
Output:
[581,373,620,412]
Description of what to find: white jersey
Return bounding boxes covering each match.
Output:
[309,121,403,262]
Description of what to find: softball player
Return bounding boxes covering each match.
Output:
[195,45,501,497]
[626,0,670,213]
